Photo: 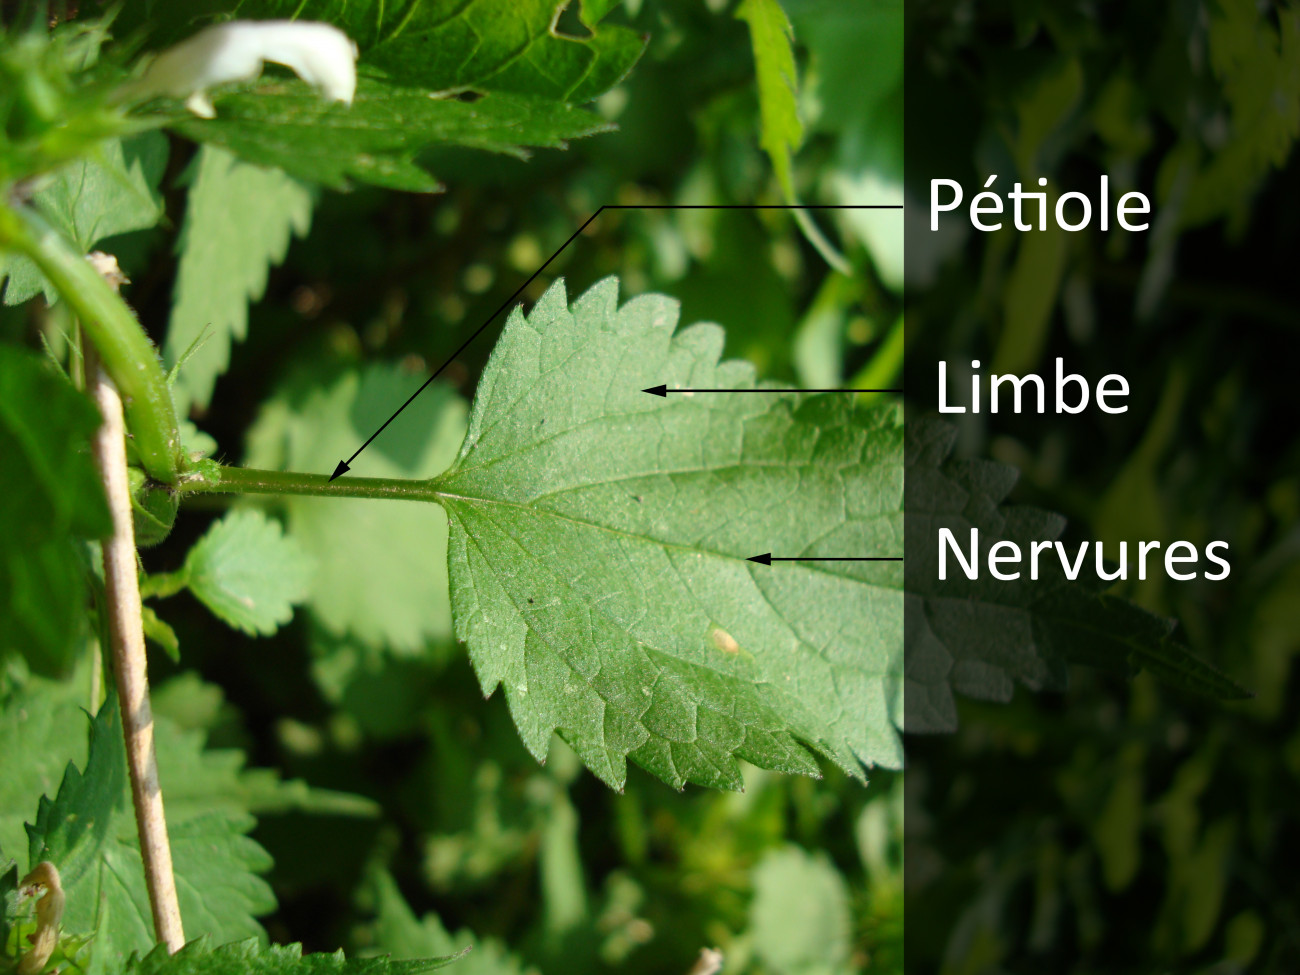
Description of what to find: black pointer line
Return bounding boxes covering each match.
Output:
[330,203,905,479]
[747,554,903,565]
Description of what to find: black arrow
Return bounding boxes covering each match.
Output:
[330,203,904,479]
[747,553,903,565]
[643,384,901,397]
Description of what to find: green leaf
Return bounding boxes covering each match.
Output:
[735,0,847,271]
[127,0,644,101]
[435,278,1238,790]
[359,870,531,975]
[166,145,313,409]
[112,938,464,975]
[0,672,92,862]
[25,694,128,897]
[782,0,904,285]
[181,509,314,637]
[736,0,803,199]
[137,0,647,191]
[170,76,619,193]
[245,364,467,653]
[903,419,1249,733]
[433,277,904,790]
[749,846,853,975]
[0,344,111,677]
[0,667,373,882]
[23,693,276,974]
[1,132,168,305]
[142,605,182,662]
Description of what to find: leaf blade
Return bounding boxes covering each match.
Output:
[182,509,314,637]
[436,277,904,790]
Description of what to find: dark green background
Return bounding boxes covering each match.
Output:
[905,1,1298,971]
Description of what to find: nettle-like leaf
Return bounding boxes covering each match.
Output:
[125,0,647,191]
[431,278,1241,792]
[179,509,314,637]
[171,77,619,192]
[0,668,370,872]
[1,132,168,305]
[431,277,905,791]
[0,345,111,678]
[25,695,274,975]
[245,364,468,653]
[166,144,314,409]
[110,938,462,975]
[903,419,1248,732]
[0,676,95,861]
[1,667,371,975]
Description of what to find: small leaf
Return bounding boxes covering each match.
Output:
[184,509,314,637]
[736,0,803,199]
[142,605,181,663]
[166,145,314,409]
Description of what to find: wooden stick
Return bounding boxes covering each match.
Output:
[87,337,186,953]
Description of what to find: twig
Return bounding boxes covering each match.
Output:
[86,281,186,952]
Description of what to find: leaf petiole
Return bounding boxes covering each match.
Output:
[177,464,443,503]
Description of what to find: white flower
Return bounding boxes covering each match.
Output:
[130,20,358,118]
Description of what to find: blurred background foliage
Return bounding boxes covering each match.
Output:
[905,0,1299,972]
[3,0,903,973]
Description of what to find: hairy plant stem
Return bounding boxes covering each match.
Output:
[0,202,182,483]
[87,348,186,954]
[179,464,445,503]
